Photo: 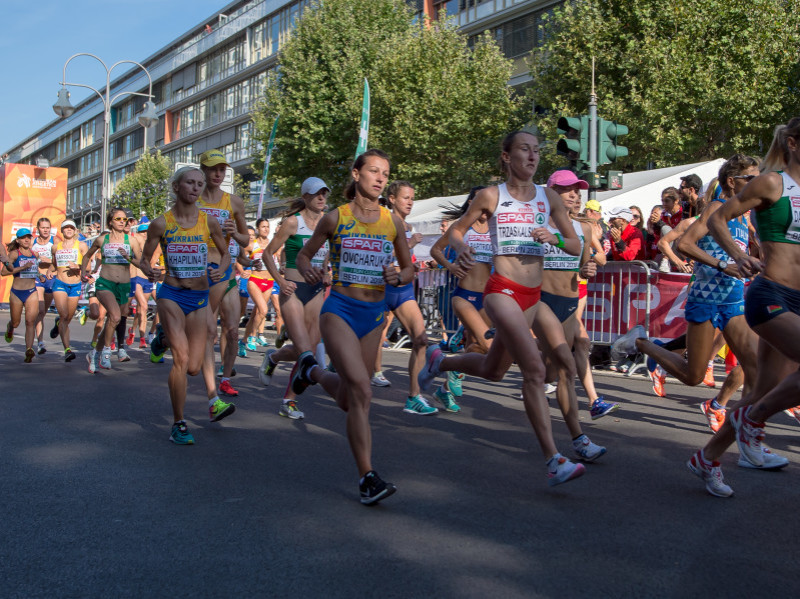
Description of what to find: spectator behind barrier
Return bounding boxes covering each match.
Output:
[679,173,703,218]
[660,187,684,228]
[584,199,611,257]
[606,206,644,261]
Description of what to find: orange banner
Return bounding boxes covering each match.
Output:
[0,163,68,303]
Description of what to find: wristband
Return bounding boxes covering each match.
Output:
[554,233,565,249]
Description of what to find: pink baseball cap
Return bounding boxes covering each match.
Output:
[547,170,589,190]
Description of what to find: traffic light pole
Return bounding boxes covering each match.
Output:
[588,58,598,201]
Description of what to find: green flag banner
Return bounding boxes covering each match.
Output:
[257,115,279,218]
[355,79,370,160]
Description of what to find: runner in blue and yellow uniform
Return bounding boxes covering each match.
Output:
[295,149,414,505]
[140,166,233,445]
[2,228,40,362]
[81,208,143,373]
[688,119,800,497]
[195,149,250,400]
[50,220,88,362]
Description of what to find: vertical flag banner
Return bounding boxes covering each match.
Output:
[355,79,370,160]
[257,115,279,218]
[0,163,68,303]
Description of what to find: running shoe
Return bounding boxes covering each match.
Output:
[646,339,665,376]
[24,348,35,363]
[170,421,195,445]
[279,400,304,420]
[259,349,278,386]
[703,364,716,388]
[290,353,318,395]
[686,450,733,497]
[783,406,800,426]
[64,348,76,362]
[49,318,60,339]
[572,435,607,462]
[150,326,167,363]
[543,382,557,395]
[257,335,270,347]
[448,370,464,397]
[738,446,790,470]
[590,397,619,420]
[359,470,396,505]
[118,347,131,362]
[700,399,725,433]
[146,332,155,344]
[730,406,765,467]
[546,454,586,487]
[209,398,235,422]
[99,349,112,370]
[275,325,289,349]
[433,386,461,413]
[237,340,248,358]
[610,324,647,356]
[418,345,444,392]
[4,322,13,343]
[616,358,634,373]
[37,340,47,355]
[77,308,87,326]
[371,372,391,387]
[246,336,258,351]
[403,395,438,415]
[219,380,239,396]
[650,367,666,398]
[126,327,135,346]
[139,337,147,349]
[447,325,464,353]
[87,349,97,374]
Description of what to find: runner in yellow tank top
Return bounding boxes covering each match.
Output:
[50,220,89,362]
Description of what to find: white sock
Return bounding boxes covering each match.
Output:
[315,342,326,366]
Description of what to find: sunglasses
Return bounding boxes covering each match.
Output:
[733,175,757,182]
[112,217,127,222]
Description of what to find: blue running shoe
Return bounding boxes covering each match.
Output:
[647,339,665,375]
[418,345,444,392]
[590,397,619,420]
[169,421,195,445]
[447,325,464,353]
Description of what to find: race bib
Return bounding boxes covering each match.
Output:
[338,237,393,285]
[19,256,39,278]
[166,242,208,278]
[786,196,800,242]
[55,248,78,268]
[103,243,130,265]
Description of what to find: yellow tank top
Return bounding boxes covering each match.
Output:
[330,204,396,291]
[197,192,233,250]
[160,210,210,279]
[54,241,83,269]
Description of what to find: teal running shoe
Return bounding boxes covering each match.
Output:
[433,386,461,413]
[403,395,438,415]
[237,340,248,358]
[447,370,464,397]
[169,421,195,445]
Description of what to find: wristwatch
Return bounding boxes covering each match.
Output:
[716,260,728,272]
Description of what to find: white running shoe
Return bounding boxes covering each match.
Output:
[687,450,733,498]
[738,446,789,470]
[730,406,765,467]
[371,372,391,387]
[259,349,278,386]
[543,382,557,395]
[547,454,585,487]
[99,349,112,370]
[572,435,607,462]
[86,349,97,374]
[118,347,131,362]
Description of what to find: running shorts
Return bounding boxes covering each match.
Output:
[744,275,800,328]
[52,279,83,298]
[384,281,415,312]
[95,276,131,306]
[452,286,484,312]
[483,273,541,312]
[157,283,209,315]
[321,291,385,339]
[541,290,579,323]
[685,300,744,331]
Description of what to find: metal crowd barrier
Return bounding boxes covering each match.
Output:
[392,268,459,348]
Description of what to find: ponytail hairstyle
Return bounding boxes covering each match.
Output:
[344,149,391,200]
[761,117,800,173]
[441,186,487,221]
[384,180,415,210]
[718,154,760,195]
[498,130,538,174]
[278,197,308,220]
[6,238,20,252]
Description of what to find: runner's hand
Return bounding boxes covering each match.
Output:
[579,261,597,279]
[454,246,476,273]
[532,227,558,245]
[280,280,297,297]
[222,219,237,236]
[302,266,325,284]
[383,265,401,287]
[736,254,763,278]
[207,265,224,283]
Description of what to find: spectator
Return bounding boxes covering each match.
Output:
[584,199,611,256]
[606,206,644,261]
[629,205,646,239]
[660,187,684,228]
[679,173,703,218]
[645,205,677,271]
[139,210,150,224]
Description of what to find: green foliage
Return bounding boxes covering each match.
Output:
[529,0,800,173]
[252,0,522,203]
[111,150,172,219]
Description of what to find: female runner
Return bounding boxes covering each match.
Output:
[242,218,278,354]
[294,149,414,504]
[687,119,800,496]
[259,178,330,420]
[418,130,586,487]
[32,218,57,355]
[430,186,492,411]
[140,166,232,443]
[81,208,143,373]
[3,228,40,362]
[50,220,89,361]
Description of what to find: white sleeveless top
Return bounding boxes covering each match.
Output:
[464,227,493,264]
[489,183,550,256]
[543,220,584,271]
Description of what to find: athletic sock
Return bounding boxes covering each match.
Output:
[116,318,127,346]
[710,398,722,410]
[208,396,219,407]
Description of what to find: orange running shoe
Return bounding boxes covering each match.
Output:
[703,364,716,388]
[650,368,666,398]
[701,399,726,432]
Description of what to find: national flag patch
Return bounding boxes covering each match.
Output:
[766,305,783,314]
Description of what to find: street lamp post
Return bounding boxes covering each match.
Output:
[52,53,159,228]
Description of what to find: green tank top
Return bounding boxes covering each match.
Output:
[753,171,800,244]
[100,233,132,265]
[284,213,327,269]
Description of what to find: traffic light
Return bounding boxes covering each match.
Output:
[556,115,589,170]
[597,119,628,165]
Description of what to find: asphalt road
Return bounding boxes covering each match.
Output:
[2,313,799,598]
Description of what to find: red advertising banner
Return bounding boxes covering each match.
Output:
[0,163,68,303]
[584,264,690,343]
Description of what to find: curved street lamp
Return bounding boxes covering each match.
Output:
[52,53,158,227]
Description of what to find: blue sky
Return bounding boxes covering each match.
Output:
[0,0,228,154]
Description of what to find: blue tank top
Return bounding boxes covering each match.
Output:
[687,198,748,305]
[13,251,39,279]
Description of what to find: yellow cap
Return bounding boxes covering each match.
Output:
[199,149,228,167]
[585,199,602,212]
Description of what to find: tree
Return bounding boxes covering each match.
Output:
[528,0,800,174]
[252,0,522,202]
[111,150,172,219]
